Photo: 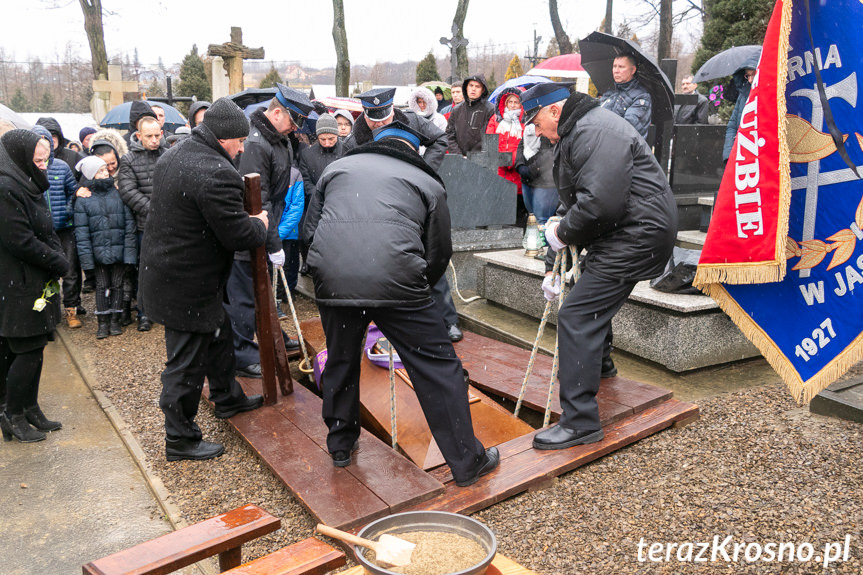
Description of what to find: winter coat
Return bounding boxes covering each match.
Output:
[0,130,69,338]
[674,92,709,125]
[117,135,164,231]
[304,139,451,307]
[278,168,304,241]
[32,125,78,231]
[599,77,653,139]
[550,95,676,282]
[446,74,495,155]
[236,108,293,259]
[35,117,86,180]
[140,124,267,333]
[515,128,556,189]
[485,87,524,192]
[298,139,345,201]
[188,101,211,128]
[74,177,137,269]
[409,87,449,133]
[723,72,753,161]
[343,108,448,172]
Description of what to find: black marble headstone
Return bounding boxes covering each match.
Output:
[670,124,726,197]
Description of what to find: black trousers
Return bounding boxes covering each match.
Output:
[1,336,46,415]
[57,228,81,309]
[430,275,458,327]
[557,269,636,431]
[318,301,486,483]
[160,314,246,441]
[224,259,259,370]
[93,263,125,314]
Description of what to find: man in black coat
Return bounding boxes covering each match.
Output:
[303,122,499,487]
[140,98,270,462]
[445,74,495,156]
[118,114,165,332]
[522,83,677,450]
[674,75,710,125]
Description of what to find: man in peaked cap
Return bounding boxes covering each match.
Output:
[141,97,270,462]
[303,120,499,485]
[520,82,676,450]
[345,86,464,342]
[226,83,307,379]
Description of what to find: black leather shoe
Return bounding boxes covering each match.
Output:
[283,335,300,350]
[601,356,618,378]
[447,324,464,342]
[236,363,263,379]
[533,424,604,450]
[331,440,360,467]
[300,263,310,276]
[76,305,87,316]
[165,438,224,461]
[214,394,264,419]
[455,446,500,487]
[137,315,152,332]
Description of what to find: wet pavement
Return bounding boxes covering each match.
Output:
[0,337,176,575]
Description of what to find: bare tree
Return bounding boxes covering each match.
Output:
[549,0,574,54]
[453,0,470,79]
[79,0,108,80]
[657,0,673,61]
[605,0,613,34]
[332,0,350,97]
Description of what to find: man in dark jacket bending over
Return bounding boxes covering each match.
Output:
[304,122,499,487]
[140,98,269,462]
[522,83,677,450]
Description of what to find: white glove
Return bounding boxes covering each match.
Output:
[542,274,561,302]
[268,249,285,267]
[544,221,566,252]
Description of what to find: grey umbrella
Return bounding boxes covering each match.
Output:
[693,45,762,83]
[0,103,31,129]
[578,31,675,125]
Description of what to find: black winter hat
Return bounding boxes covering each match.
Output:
[202,98,250,139]
[129,101,157,132]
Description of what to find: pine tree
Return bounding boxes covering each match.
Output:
[259,63,282,89]
[487,70,497,92]
[146,77,165,98]
[38,91,55,113]
[693,0,775,73]
[504,55,524,81]
[415,52,442,84]
[176,45,211,115]
[10,89,29,112]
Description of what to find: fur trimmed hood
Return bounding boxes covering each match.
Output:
[409,87,438,118]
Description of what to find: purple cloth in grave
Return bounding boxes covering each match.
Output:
[312,324,403,391]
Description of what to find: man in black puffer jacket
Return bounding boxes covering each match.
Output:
[522,83,677,451]
[303,122,499,487]
[118,114,164,331]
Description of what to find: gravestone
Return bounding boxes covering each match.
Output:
[810,378,863,423]
[211,56,231,100]
[669,124,726,230]
[207,27,265,94]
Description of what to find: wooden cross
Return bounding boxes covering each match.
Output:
[207,27,265,95]
[92,64,139,108]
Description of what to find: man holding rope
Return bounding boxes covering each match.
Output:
[521,83,677,450]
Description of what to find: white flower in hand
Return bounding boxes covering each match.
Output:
[33,298,48,312]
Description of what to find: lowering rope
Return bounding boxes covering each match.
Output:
[513,247,579,426]
[447,261,482,304]
[273,266,314,376]
[388,344,398,448]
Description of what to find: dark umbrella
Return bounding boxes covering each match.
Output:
[99,101,187,132]
[0,103,31,129]
[578,31,675,125]
[693,45,762,83]
[228,87,277,110]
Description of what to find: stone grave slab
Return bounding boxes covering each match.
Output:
[810,378,863,423]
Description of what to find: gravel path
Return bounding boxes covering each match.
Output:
[62,293,863,574]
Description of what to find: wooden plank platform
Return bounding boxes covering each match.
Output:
[210,322,698,533]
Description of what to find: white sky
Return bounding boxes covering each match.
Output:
[1,1,618,69]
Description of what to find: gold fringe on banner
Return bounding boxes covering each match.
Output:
[703,282,863,404]
[693,0,793,289]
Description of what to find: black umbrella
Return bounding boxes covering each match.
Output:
[693,45,762,83]
[578,31,675,125]
[228,87,277,110]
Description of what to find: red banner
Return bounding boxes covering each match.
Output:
[694,0,792,287]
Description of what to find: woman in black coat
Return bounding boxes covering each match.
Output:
[0,130,70,443]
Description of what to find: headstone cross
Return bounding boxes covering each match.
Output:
[207,27,265,94]
[92,64,139,109]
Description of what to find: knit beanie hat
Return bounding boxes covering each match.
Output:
[202,98,250,139]
[315,113,339,136]
[76,155,108,180]
[79,126,97,143]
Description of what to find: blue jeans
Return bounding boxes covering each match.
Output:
[522,185,559,224]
